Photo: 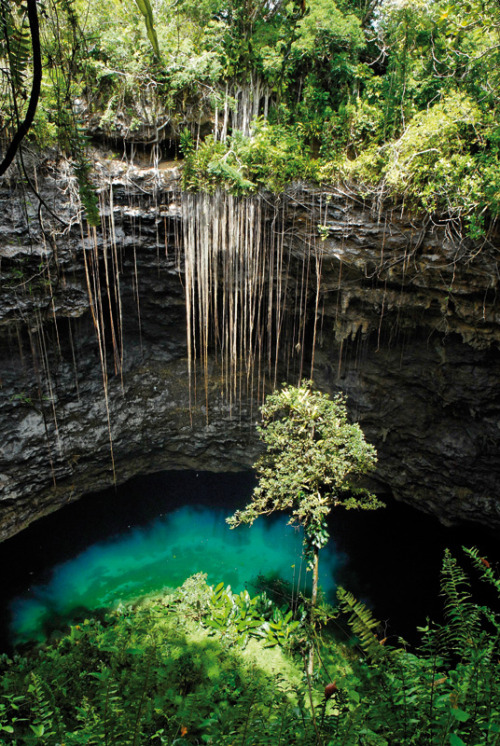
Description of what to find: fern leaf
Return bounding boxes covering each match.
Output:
[337,587,386,661]
[440,550,481,660]
[27,672,58,739]
[464,546,500,596]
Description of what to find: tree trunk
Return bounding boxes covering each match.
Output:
[307,545,319,676]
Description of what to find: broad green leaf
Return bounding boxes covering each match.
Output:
[451,708,470,722]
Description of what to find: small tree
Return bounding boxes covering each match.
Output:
[227,381,383,673]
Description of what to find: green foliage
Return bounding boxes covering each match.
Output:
[337,588,384,662]
[23,0,83,148]
[4,0,500,233]
[227,381,381,547]
[291,0,365,60]
[183,123,318,193]
[332,0,500,233]
[204,581,302,649]
[0,575,321,745]
[1,552,500,745]
[333,548,500,745]
[0,0,32,90]
[346,91,500,232]
[440,548,482,658]
[0,0,101,222]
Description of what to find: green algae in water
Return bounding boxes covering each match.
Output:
[9,505,341,644]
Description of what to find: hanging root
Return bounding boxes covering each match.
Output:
[181,188,324,423]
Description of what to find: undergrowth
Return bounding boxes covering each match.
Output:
[1,549,499,744]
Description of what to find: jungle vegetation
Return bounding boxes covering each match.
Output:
[1,0,500,235]
[1,548,500,744]
[0,387,498,743]
[1,3,500,743]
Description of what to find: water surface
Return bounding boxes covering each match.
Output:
[2,472,341,646]
[9,505,339,644]
[0,471,498,648]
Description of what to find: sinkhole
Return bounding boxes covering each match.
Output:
[0,470,498,649]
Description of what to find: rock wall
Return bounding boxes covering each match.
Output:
[0,152,499,541]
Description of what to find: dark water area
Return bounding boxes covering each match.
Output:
[331,501,499,643]
[0,470,498,651]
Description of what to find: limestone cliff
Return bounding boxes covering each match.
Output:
[0,152,499,541]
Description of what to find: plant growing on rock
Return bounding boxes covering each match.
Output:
[227,380,382,673]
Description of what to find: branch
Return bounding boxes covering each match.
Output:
[0,0,42,177]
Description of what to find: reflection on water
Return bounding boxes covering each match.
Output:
[10,505,343,644]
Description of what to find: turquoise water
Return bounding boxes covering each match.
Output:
[9,505,341,644]
[5,470,499,649]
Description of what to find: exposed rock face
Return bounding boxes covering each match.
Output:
[0,153,499,541]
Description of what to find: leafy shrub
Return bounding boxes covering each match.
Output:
[183,122,318,193]
[334,547,500,745]
[0,575,319,745]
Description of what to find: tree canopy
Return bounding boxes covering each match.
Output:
[227,381,381,540]
[1,0,500,233]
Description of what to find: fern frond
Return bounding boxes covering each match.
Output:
[464,546,500,597]
[28,672,59,740]
[89,665,129,744]
[337,588,387,661]
[440,550,481,660]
